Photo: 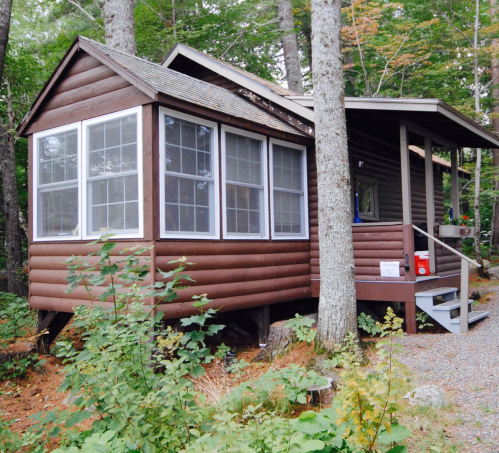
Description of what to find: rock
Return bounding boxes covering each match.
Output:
[488,265,499,281]
[470,260,490,275]
[404,385,448,408]
[470,290,481,300]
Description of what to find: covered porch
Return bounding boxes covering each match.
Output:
[307,98,499,333]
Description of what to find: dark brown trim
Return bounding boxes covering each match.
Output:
[18,40,80,136]
[142,103,154,241]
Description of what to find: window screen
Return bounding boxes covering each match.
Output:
[37,129,79,237]
[87,114,139,235]
[225,132,265,235]
[163,116,214,234]
[272,144,305,235]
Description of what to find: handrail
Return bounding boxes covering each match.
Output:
[412,225,481,268]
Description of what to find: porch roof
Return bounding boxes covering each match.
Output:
[287,96,499,149]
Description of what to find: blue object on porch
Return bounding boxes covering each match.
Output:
[354,191,362,223]
[450,205,453,219]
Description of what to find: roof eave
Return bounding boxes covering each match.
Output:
[162,45,315,123]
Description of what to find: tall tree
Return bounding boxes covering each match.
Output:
[0,0,24,295]
[472,0,485,275]
[311,0,357,345]
[103,0,137,54]
[489,0,499,251]
[277,0,304,93]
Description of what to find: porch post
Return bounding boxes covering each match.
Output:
[451,146,460,218]
[424,136,436,273]
[400,122,412,224]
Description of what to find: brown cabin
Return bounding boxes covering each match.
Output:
[19,37,499,347]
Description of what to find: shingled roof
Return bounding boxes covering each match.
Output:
[18,37,306,137]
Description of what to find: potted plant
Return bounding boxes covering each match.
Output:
[439,216,474,238]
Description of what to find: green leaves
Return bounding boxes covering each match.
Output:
[378,424,412,444]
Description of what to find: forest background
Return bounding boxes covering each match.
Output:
[3,0,499,290]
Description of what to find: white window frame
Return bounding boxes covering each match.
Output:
[81,107,144,240]
[221,125,269,240]
[33,122,82,242]
[269,138,309,240]
[158,107,220,239]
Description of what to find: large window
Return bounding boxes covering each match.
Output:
[222,126,268,239]
[159,108,218,238]
[270,139,308,239]
[33,107,143,241]
[34,124,80,240]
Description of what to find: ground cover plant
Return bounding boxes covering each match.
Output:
[0,237,416,452]
[0,292,45,379]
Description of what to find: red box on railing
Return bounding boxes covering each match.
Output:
[415,251,430,276]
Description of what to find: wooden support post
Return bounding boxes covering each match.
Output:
[400,122,412,225]
[451,146,460,219]
[460,260,469,334]
[405,302,417,334]
[37,310,74,354]
[248,305,270,346]
[424,136,436,273]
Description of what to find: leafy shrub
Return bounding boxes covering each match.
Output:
[285,313,316,344]
[358,312,382,336]
[0,292,45,379]
[27,238,412,453]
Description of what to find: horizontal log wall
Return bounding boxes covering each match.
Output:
[434,229,462,276]
[29,241,155,311]
[25,52,151,135]
[154,241,311,318]
[310,131,447,292]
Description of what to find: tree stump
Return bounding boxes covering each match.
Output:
[0,341,35,365]
[252,313,317,363]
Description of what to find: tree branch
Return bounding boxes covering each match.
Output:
[351,0,372,96]
[67,0,103,28]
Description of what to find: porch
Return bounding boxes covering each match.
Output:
[308,98,499,334]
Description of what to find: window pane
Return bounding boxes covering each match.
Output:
[358,182,373,214]
[86,114,139,235]
[162,114,215,235]
[273,145,302,190]
[38,187,78,237]
[38,129,78,185]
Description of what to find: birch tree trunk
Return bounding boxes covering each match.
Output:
[277,0,304,94]
[473,0,485,275]
[311,0,357,346]
[103,0,137,55]
[489,0,499,251]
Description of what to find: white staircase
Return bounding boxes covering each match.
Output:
[415,287,489,334]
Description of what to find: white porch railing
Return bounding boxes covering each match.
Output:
[412,225,481,334]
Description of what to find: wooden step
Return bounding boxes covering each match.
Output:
[450,311,490,324]
[415,287,458,298]
[433,299,473,311]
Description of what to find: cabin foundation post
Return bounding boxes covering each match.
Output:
[37,310,74,354]
[248,305,270,346]
[405,302,417,334]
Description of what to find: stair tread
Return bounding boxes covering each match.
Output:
[450,311,490,324]
[433,299,473,311]
[415,287,458,297]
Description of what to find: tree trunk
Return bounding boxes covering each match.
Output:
[277,0,304,94]
[0,0,12,82]
[0,125,24,296]
[473,0,485,276]
[311,0,358,347]
[490,0,499,251]
[103,0,137,55]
